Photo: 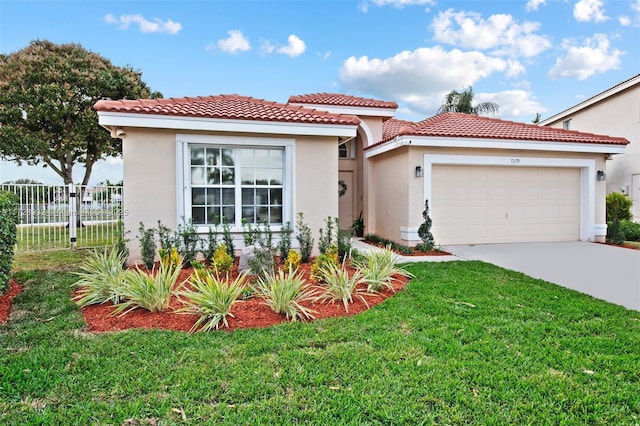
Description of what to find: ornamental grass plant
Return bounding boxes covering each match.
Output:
[112,260,183,315]
[255,267,317,321]
[355,246,415,292]
[177,270,248,332]
[72,248,126,307]
[316,261,369,312]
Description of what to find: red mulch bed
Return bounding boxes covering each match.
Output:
[362,240,451,256]
[0,279,23,324]
[77,262,410,334]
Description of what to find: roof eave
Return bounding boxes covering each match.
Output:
[97,111,358,138]
[364,135,627,158]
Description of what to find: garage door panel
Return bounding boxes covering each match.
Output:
[432,165,580,245]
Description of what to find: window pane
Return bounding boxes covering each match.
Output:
[191,167,205,185]
[270,206,282,224]
[256,206,269,222]
[242,206,255,223]
[191,147,205,165]
[222,188,235,204]
[192,188,206,205]
[222,149,234,166]
[242,188,254,205]
[241,149,254,165]
[255,169,269,185]
[222,206,235,223]
[270,188,282,205]
[255,150,269,167]
[206,148,219,166]
[192,207,205,224]
[221,167,235,184]
[207,167,220,184]
[241,167,254,185]
[269,169,282,185]
[269,150,283,168]
[206,188,220,205]
[256,188,269,204]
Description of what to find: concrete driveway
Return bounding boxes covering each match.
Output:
[443,242,640,311]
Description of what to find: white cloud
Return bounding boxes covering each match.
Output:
[276,35,306,58]
[548,34,623,80]
[619,16,631,26]
[216,30,251,54]
[260,40,276,55]
[525,0,546,12]
[317,51,332,61]
[476,90,546,119]
[104,14,181,34]
[339,46,519,115]
[633,0,640,13]
[431,9,551,58]
[573,0,608,23]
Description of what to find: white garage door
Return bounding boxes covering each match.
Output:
[431,165,580,245]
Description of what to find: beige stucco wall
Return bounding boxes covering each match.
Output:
[121,128,339,263]
[542,84,640,220]
[368,145,608,245]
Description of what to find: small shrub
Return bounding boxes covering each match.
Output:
[202,227,219,263]
[606,219,625,245]
[0,191,18,292]
[417,199,435,251]
[318,217,336,254]
[113,261,183,315]
[177,270,248,332]
[354,246,414,292]
[255,268,317,321]
[296,213,314,263]
[222,220,235,258]
[242,220,260,246]
[248,246,276,279]
[278,221,293,261]
[137,223,156,270]
[310,246,339,282]
[364,234,413,255]
[316,262,368,312]
[72,248,126,307]
[619,220,640,242]
[336,223,352,261]
[176,217,200,265]
[114,218,129,267]
[211,244,234,274]
[190,259,208,281]
[283,249,301,271]
[159,247,182,271]
[157,221,176,253]
[606,192,632,222]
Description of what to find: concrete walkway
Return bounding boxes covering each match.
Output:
[442,242,640,311]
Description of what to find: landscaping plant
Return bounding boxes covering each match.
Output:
[0,191,18,293]
[318,216,336,254]
[316,261,368,312]
[211,244,234,274]
[283,249,301,271]
[201,226,220,262]
[255,267,317,321]
[137,222,156,269]
[310,246,339,283]
[178,270,248,331]
[222,220,235,257]
[416,199,435,251]
[354,246,414,292]
[112,260,183,314]
[277,221,293,261]
[296,212,314,263]
[72,248,126,307]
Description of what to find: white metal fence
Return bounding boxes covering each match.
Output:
[0,183,123,251]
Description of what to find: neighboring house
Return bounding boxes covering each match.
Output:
[95,94,627,262]
[539,74,640,221]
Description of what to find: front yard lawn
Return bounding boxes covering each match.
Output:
[1,259,639,424]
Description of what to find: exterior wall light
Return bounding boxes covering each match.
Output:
[415,165,423,178]
[597,170,606,181]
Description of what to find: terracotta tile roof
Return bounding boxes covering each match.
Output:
[94,94,361,126]
[372,112,629,148]
[288,93,398,109]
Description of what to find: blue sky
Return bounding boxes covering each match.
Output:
[1,0,638,185]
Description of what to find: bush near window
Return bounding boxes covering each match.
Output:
[0,191,19,293]
[608,219,640,243]
[606,192,632,221]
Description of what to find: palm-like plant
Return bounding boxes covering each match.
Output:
[255,267,317,321]
[354,247,414,292]
[437,86,499,116]
[316,262,369,312]
[72,248,126,307]
[177,270,248,332]
[112,260,183,315]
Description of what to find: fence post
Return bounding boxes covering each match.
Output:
[68,183,77,250]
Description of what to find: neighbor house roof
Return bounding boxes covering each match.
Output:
[539,74,640,126]
[288,93,398,109]
[372,113,629,148]
[94,94,361,126]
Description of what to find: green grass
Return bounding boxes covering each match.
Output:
[1,260,639,424]
[16,224,117,251]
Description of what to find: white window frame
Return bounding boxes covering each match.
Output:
[176,134,295,232]
[339,139,355,159]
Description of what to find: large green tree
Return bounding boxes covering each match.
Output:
[0,40,161,186]
[437,86,499,116]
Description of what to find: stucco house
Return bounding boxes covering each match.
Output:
[94,93,628,262]
[539,74,640,221]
